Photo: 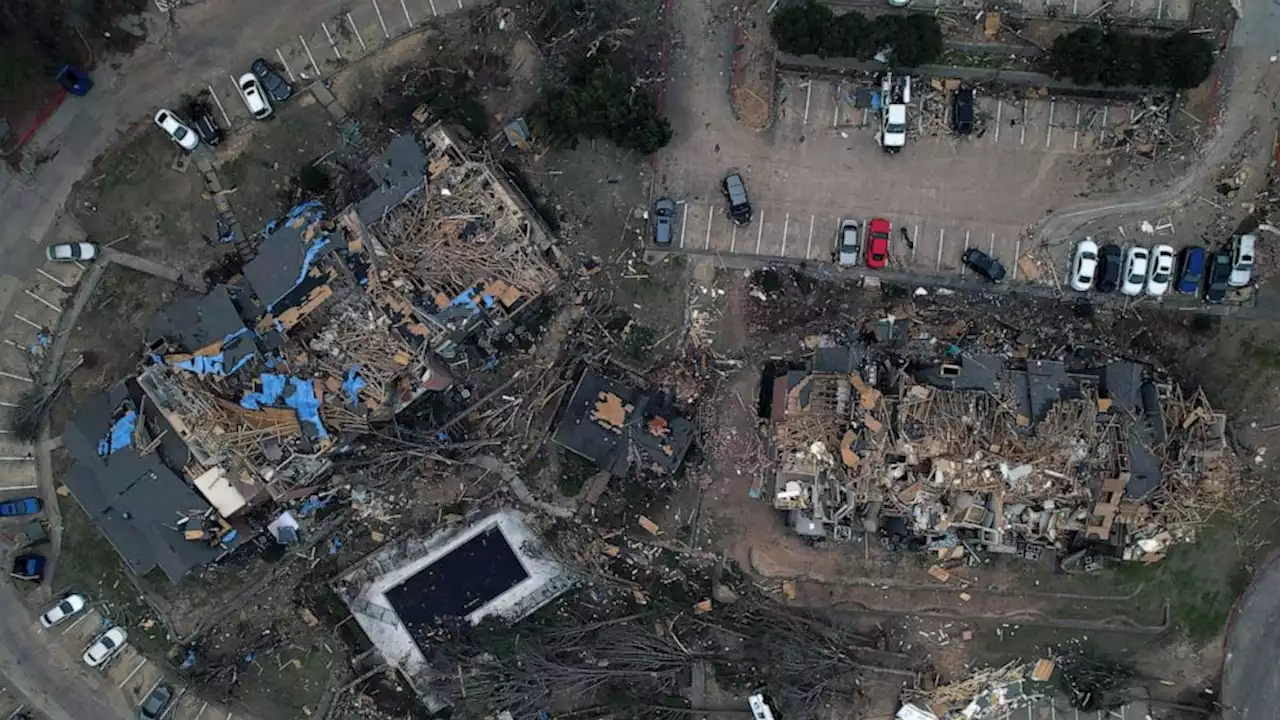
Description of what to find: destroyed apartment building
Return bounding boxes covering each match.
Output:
[62,122,565,582]
[765,321,1233,563]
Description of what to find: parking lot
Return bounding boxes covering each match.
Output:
[657,72,1164,280]
[178,0,471,130]
[50,605,234,720]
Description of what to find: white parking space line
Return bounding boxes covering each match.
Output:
[60,612,91,635]
[911,223,919,262]
[1046,100,1055,148]
[1100,105,1109,144]
[117,657,148,688]
[936,229,945,270]
[322,22,343,60]
[399,0,414,27]
[193,701,209,720]
[704,206,714,250]
[299,35,321,76]
[755,211,765,254]
[680,203,688,249]
[457,0,464,11]
[781,213,790,257]
[989,232,995,256]
[275,48,296,83]
[1020,101,1028,145]
[1073,104,1082,150]
[346,13,368,51]
[206,84,231,126]
[994,99,1002,143]
[372,0,390,37]
[959,230,970,274]
[24,290,59,312]
[427,0,439,16]
[803,81,812,124]
[12,314,41,330]
[1013,236,1022,280]
[36,269,69,288]
[806,215,815,259]
[730,224,737,253]
[832,97,840,128]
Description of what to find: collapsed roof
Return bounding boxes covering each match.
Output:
[553,370,695,477]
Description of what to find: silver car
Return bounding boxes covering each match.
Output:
[653,198,676,246]
[837,219,860,266]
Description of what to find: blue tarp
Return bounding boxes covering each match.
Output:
[449,287,497,312]
[97,410,137,457]
[295,236,332,287]
[240,374,287,410]
[284,377,328,439]
[341,367,366,407]
[175,351,254,376]
[240,374,328,439]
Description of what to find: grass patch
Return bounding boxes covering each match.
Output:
[1110,513,1271,644]
[1238,336,1280,372]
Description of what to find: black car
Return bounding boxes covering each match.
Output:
[188,101,223,146]
[137,683,174,719]
[1096,244,1122,292]
[1205,251,1232,303]
[723,172,752,225]
[250,58,294,103]
[962,248,1006,282]
[952,88,975,135]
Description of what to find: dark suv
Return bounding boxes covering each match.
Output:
[723,173,752,225]
[251,58,294,103]
[188,101,223,146]
[952,88,975,135]
[1096,244,1122,292]
[962,248,1006,282]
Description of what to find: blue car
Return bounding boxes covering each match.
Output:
[0,497,42,517]
[1177,247,1206,295]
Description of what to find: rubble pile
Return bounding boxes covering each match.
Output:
[898,660,1053,720]
[765,311,1238,565]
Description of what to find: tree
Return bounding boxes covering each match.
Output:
[535,57,672,155]
[1050,27,1217,88]
[1050,27,1106,85]
[770,1,836,56]
[770,1,942,65]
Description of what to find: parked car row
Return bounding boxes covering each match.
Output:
[1070,234,1255,302]
[153,57,294,151]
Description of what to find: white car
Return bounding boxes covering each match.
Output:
[39,594,86,628]
[1146,244,1175,296]
[1070,238,1099,292]
[882,104,907,149]
[837,219,860,266]
[83,626,127,667]
[237,73,273,119]
[46,242,98,262]
[153,109,198,151]
[1229,233,1256,287]
[1121,246,1150,296]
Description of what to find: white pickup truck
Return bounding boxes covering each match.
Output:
[881,103,907,151]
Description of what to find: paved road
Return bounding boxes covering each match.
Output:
[1223,551,1280,719]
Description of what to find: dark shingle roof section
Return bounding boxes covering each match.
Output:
[358,133,428,225]
[62,383,228,583]
[553,371,694,477]
[146,284,244,352]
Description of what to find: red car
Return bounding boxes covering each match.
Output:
[865,218,891,269]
